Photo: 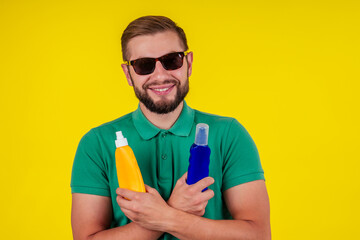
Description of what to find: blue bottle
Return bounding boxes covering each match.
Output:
[187,123,211,190]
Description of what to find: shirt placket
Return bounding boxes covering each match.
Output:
[157,130,173,200]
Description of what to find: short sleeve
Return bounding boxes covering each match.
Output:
[222,119,265,191]
[71,129,110,196]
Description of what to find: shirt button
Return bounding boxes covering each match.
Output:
[161,154,167,160]
[162,133,167,138]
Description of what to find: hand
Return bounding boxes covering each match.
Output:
[116,185,173,232]
[167,172,215,216]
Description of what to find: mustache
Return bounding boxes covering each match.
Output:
[143,79,179,90]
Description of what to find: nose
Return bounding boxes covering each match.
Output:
[151,60,170,80]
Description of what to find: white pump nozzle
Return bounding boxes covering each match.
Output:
[115,131,128,148]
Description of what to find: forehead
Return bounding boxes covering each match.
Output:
[127,31,184,60]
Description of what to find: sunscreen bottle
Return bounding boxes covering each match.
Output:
[186,123,211,189]
[115,131,146,193]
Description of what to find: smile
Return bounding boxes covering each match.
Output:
[148,84,175,95]
[154,87,170,92]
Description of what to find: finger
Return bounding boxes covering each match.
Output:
[193,177,215,192]
[197,209,205,217]
[144,184,155,193]
[145,184,160,195]
[201,189,215,201]
[179,171,188,181]
[193,201,208,216]
[120,207,133,219]
[175,172,188,186]
[116,187,138,200]
[116,195,133,210]
[119,204,138,222]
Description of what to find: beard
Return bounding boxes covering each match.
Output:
[133,78,189,114]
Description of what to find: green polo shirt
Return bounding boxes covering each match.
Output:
[71,101,264,239]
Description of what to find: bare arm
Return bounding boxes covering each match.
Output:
[117,180,271,240]
[71,174,214,239]
[71,193,162,240]
[167,180,271,240]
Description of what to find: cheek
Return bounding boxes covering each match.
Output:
[171,68,188,81]
[133,76,151,89]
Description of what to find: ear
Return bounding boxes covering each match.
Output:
[186,51,193,77]
[121,63,133,86]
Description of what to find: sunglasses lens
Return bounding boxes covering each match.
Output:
[133,58,156,75]
[162,52,184,70]
[130,52,186,75]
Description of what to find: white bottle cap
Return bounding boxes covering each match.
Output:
[194,123,209,146]
[115,131,128,148]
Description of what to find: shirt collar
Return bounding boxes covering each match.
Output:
[132,101,195,140]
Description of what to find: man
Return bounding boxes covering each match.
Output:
[71,16,270,239]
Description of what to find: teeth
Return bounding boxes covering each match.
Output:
[153,87,170,92]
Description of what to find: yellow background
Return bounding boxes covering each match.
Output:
[1,0,359,239]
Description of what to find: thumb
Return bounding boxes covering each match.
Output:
[178,171,188,183]
[145,184,158,194]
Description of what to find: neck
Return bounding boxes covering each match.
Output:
[139,101,184,130]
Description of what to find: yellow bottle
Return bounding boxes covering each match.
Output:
[115,131,146,193]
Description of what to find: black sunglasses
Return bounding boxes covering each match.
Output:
[126,51,189,75]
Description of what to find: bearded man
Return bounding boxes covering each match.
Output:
[71,15,271,240]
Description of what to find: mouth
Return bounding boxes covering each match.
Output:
[148,84,176,96]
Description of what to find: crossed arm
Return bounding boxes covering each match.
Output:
[71,174,270,240]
